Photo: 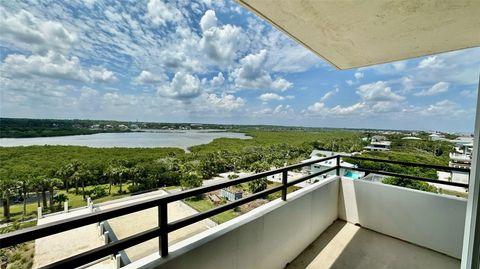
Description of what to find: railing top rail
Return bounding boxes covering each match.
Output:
[345,155,470,173]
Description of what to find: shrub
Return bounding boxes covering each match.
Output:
[89,185,108,199]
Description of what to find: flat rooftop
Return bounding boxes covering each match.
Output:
[287,220,460,269]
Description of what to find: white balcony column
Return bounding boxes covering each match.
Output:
[64,200,68,213]
[37,207,42,218]
[461,76,480,269]
[115,254,121,269]
[104,231,109,245]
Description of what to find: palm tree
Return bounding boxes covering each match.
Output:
[0,177,16,221]
[57,161,82,193]
[71,168,92,200]
[104,165,128,195]
[46,178,63,211]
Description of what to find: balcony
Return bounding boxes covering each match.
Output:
[0,156,470,269]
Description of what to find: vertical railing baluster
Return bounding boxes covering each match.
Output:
[282,170,288,201]
[158,202,168,257]
[336,155,341,176]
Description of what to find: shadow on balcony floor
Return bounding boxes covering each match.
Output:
[285,220,460,269]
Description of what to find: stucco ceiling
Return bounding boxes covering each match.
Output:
[237,0,480,69]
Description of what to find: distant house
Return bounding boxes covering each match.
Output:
[364,136,391,151]
[118,124,128,130]
[429,133,444,141]
[104,124,114,129]
[220,188,243,202]
[90,124,100,130]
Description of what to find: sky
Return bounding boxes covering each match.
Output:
[0,0,478,132]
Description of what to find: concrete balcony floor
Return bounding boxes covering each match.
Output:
[286,220,460,269]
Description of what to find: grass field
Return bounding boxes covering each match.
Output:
[183,198,240,224]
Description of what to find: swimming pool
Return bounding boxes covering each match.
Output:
[344,170,361,180]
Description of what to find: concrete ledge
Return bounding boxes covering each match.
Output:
[125,176,340,269]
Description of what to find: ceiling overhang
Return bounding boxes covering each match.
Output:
[236,0,480,69]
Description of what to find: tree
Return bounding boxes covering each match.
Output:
[104,164,130,194]
[15,168,34,218]
[180,171,202,190]
[382,177,437,193]
[57,161,82,193]
[45,178,63,211]
[0,177,16,221]
[71,167,93,200]
[248,161,270,194]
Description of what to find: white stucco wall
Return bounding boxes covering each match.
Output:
[338,177,467,259]
[126,176,340,269]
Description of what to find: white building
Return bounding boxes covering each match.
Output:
[429,133,445,141]
[364,136,391,151]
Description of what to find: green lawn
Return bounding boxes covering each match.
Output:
[184,198,240,224]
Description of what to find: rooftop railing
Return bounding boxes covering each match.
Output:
[0,155,470,268]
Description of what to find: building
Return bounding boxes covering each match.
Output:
[364,136,391,151]
[429,133,445,141]
[219,188,243,202]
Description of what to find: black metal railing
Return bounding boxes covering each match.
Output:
[0,155,470,268]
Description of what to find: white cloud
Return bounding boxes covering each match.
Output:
[319,87,339,102]
[258,93,285,101]
[421,100,465,116]
[0,8,76,52]
[357,81,405,102]
[329,102,366,115]
[345,80,354,86]
[400,76,414,94]
[146,0,182,26]
[392,61,407,71]
[89,67,117,82]
[135,70,167,84]
[414,81,449,96]
[305,101,366,117]
[354,72,364,79]
[199,10,248,66]
[2,52,86,81]
[306,81,405,117]
[305,101,325,114]
[199,10,218,32]
[210,72,225,88]
[254,104,294,116]
[204,93,245,112]
[232,50,292,91]
[157,71,202,99]
[417,56,445,69]
[460,89,478,98]
[1,51,116,83]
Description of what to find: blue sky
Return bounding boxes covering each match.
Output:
[0,0,478,132]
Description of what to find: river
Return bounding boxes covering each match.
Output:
[0,130,251,150]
